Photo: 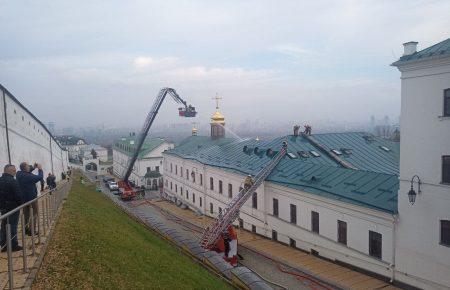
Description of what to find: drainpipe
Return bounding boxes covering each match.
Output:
[263,180,269,236]
[2,88,11,163]
[203,164,207,214]
[49,137,54,173]
[60,149,64,171]
[391,214,398,283]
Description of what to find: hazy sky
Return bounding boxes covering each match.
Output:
[1,0,449,129]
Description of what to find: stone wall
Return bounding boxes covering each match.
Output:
[0,84,69,182]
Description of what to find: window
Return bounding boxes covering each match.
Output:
[175,184,178,193]
[210,203,213,214]
[298,151,309,158]
[443,156,450,184]
[238,218,243,228]
[311,211,319,233]
[180,187,183,195]
[199,197,202,207]
[175,165,177,175]
[338,220,347,245]
[219,180,223,194]
[219,207,222,215]
[170,163,173,172]
[210,177,214,190]
[200,174,203,186]
[379,146,390,152]
[186,190,188,199]
[287,152,297,159]
[252,192,257,209]
[369,231,382,259]
[290,204,297,224]
[440,220,450,246]
[192,172,196,183]
[193,193,195,203]
[444,88,450,117]
[155,166,159,172]
[228,184,233,198]
[170,182,172,190]
[180,167,183,177]
[331,149,342,155]
[289,238,296,248]
[273,198,279,217]
[186,169,188,180]
[147,167,151,172]
[252,225,256,233]
[272,230,278,241]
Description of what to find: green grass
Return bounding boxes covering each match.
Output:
[33,173,231,290]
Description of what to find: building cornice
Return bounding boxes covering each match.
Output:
[393,55,450,73]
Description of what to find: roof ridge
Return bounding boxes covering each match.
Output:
[393,38,450,66]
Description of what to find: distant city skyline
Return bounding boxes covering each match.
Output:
[50,113,400,147]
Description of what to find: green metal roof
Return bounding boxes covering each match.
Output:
[165,132,399,213]
[392,38,450,66]
[268,162,398,213]
[113,137,165,158]
[311,132,399,175]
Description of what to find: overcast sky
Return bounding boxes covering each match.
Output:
[1,0,449,129]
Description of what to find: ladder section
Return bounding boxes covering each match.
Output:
[123,89,167,182]
[199,142,287,249]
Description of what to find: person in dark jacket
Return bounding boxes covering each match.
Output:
[46,173,56,190]
[16,162,43,235]
[0,164,24,251]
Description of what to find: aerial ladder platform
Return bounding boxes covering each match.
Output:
[199,141,288,249]
[119,88,196,200]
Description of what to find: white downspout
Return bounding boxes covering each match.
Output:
[391,214,398,283]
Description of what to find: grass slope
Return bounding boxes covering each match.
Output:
[33,175,231,290]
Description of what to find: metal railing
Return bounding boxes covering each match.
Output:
[0,180,71,289]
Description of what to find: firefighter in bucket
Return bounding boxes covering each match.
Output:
[244,174,254,191]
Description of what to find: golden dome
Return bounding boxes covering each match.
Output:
[211,110,225,124]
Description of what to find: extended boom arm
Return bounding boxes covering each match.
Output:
[123,88,196,183]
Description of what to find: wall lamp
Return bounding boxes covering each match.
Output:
[408,175,422,205]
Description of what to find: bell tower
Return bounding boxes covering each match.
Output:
[210,94,225,139]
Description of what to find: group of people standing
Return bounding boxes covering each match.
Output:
[0,162,55,252]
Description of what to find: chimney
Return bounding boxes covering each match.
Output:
[403,41,418,56]
[293,125,300,136]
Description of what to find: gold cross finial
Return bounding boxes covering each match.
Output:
[212,93,222,110]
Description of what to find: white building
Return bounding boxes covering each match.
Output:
[80,144,108,162]
[163,104,406,285]
[392,39,450,289]
[0,84,69,181]
[55,135,87,161]
[113,137,173,188]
